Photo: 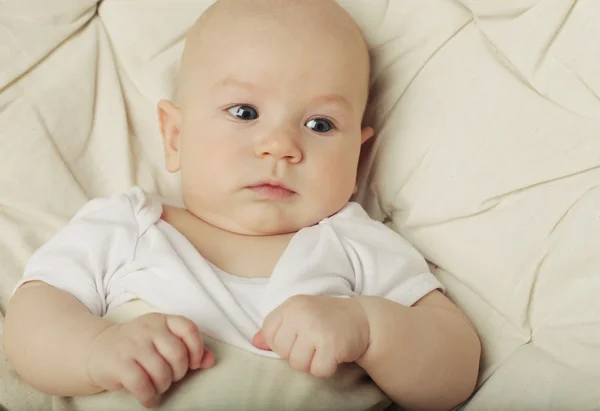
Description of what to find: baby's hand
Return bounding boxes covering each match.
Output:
[86,313,214,408]
[252,295,370,377]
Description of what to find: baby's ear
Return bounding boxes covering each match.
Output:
[158,99,182,173]
[361,126,374,144]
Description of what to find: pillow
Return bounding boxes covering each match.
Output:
[358,0,600,407]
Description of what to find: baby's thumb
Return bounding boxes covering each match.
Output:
[198,348,215,369]
[251,331,271,351]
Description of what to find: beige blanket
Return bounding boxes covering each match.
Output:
[1,0,599,409]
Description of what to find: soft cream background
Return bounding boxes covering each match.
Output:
[1,0,599,410]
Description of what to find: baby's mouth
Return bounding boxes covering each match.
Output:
[246,181,296,199]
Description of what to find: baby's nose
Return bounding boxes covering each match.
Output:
[255,129,302,163]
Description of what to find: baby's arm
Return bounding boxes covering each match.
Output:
[355,291,481,411]
[3,281,215,407]
[3,281,114,396]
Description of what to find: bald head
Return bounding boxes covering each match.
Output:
[176,0,370,110]
[158,0,375,235]
[192,0,366,43]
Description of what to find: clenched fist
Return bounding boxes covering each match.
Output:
[252,295,370,377]
[86,313,214,408]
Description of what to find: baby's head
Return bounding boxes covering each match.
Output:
[158,0,373,236]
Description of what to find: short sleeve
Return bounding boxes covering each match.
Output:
[13,188,146,316]
[330,203,444,307]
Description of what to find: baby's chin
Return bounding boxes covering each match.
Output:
[215,206,329,236]
[228,215,316,236]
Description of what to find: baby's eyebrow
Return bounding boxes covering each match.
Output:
[312,95,353,112]
[212,78,352,112]
[212,77,257,92]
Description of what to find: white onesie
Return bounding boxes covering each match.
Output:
[16,187,443,357]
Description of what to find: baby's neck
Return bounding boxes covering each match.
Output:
[161,205,296,279]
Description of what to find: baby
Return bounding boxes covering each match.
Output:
[3,1,481,410]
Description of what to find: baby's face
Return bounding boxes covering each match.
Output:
[159,0,372,235]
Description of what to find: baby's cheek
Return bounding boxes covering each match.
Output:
[180,143,220,188]
[312,156,356,199]
[186,139,233,170]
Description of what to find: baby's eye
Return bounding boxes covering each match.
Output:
[227,105,259,120]
[305,118,334,133]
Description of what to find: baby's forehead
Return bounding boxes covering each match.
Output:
[177,0,369,105]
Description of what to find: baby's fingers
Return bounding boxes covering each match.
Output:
[288,336,316,373]
[251,331,271,351]
[165,315,214,370]
[310,348,338,378]
[258,310,283,352]
[153,333,189,382]
[120,360,158,408]
[136,344,173,396]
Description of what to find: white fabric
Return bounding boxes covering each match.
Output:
[16,187,442,357]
